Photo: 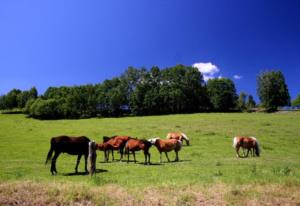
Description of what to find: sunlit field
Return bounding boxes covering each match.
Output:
[0,112,300,205]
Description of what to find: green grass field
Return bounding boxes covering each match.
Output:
[0,112,300,205]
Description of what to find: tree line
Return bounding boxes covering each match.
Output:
[0,65,293,119]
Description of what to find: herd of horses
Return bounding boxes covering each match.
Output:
[45,132,260,175]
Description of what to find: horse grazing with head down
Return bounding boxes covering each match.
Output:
[125,138,152,164]
[148,137,182,163]
[97,135,130,162]
[167,132,190,146]
[233,136,260,158]
[45,136,90,175]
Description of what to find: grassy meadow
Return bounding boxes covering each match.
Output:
[0,112,300,205]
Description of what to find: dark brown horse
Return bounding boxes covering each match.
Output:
[233,136,260,158]
[45,136,90,175]
[148,137,182,163]
[125,138,152,164]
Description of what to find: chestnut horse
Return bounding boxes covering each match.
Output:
[233,136,260,158]
[167,132,190,146]
[45,136,90,175]
[125,138,152,164]
[148,137,182,163]
[97,135,130,162]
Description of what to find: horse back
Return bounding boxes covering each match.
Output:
[51,136,90,155]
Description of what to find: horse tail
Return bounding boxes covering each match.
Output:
[45,138,55,164]
[233,137,238,148]
[254,139,260,157]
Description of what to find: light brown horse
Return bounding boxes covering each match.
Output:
[125,138,152,164]
[167,132,190,146]
[233,136,260,158]
[97,135,131,162]
[148,137,182,163]
[45,136,90,175]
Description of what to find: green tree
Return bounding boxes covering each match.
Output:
[292,94,300,106]
[238,92,247,111]
[247,95,256,109]
[207,78,238,111]
[257,71,290,111]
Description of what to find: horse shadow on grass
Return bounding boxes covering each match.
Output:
[63,169,108,176]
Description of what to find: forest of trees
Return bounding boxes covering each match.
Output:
[0,65,292,119]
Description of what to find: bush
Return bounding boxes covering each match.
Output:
[28,98,63,119]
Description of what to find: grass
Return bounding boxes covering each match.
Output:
[0,112,300,205]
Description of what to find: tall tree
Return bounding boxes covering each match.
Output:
[247,95,256,109]
[207,78,238,111]
[238,92,247,111]
[257,71,290,111]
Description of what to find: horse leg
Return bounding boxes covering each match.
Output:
[127,149,130,163]
[144,150,147,165]
[51,151,60,175]
[119,148,123,161]
[160,152,162,163]
[175,150,179,162]
[236,146,241,158]
[112,150,114,161]
[133,151,136,163]
[246,148,250,157]
[84,154,88,173]
[165,152,170,162]
[75,154,82,173]
[148,152,151,165]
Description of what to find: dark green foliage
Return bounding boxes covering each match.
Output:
[28,98,63,119]
[207,78,238,111]
[238,92,247,111]
[291,94,300,106]
[257,71,290,111]
[247,95,256,109]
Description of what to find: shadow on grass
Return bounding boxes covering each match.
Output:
[63,169,108,176]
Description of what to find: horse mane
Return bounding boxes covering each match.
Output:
[232,137,239,148]
[180,133,189,140]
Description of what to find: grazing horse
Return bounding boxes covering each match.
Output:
[148,137,182,163]
[45,136,90,175]
[233,136,260,158]
[167,132,190,146]
[88,141,97,176]
[97,136,131,162]
[125,138,152,164]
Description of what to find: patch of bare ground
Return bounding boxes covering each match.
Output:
[0,181,300,206]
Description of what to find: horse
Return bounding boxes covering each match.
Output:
[88,141,97,176]
[233,136,260,158]
[45,136,90,175]
[167,132,190,146]
[97,135,131,162]
[148,137,182,163]
[125,138,152,164]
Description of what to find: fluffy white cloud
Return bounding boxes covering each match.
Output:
[192,62,220,81]
[233,75,242,79]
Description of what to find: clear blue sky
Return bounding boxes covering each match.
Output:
[0,0,299,101]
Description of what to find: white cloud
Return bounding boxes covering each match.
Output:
[233,75,242,80]
[192,62,220,81]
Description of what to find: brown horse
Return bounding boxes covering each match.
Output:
[148,137,182,163]
[233,136,260,158]
[97,135,130,162]
[45,136,90,175]
[125,138,152,164]
[167,132,190,146]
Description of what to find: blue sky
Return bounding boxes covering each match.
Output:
[0,0,299,101]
